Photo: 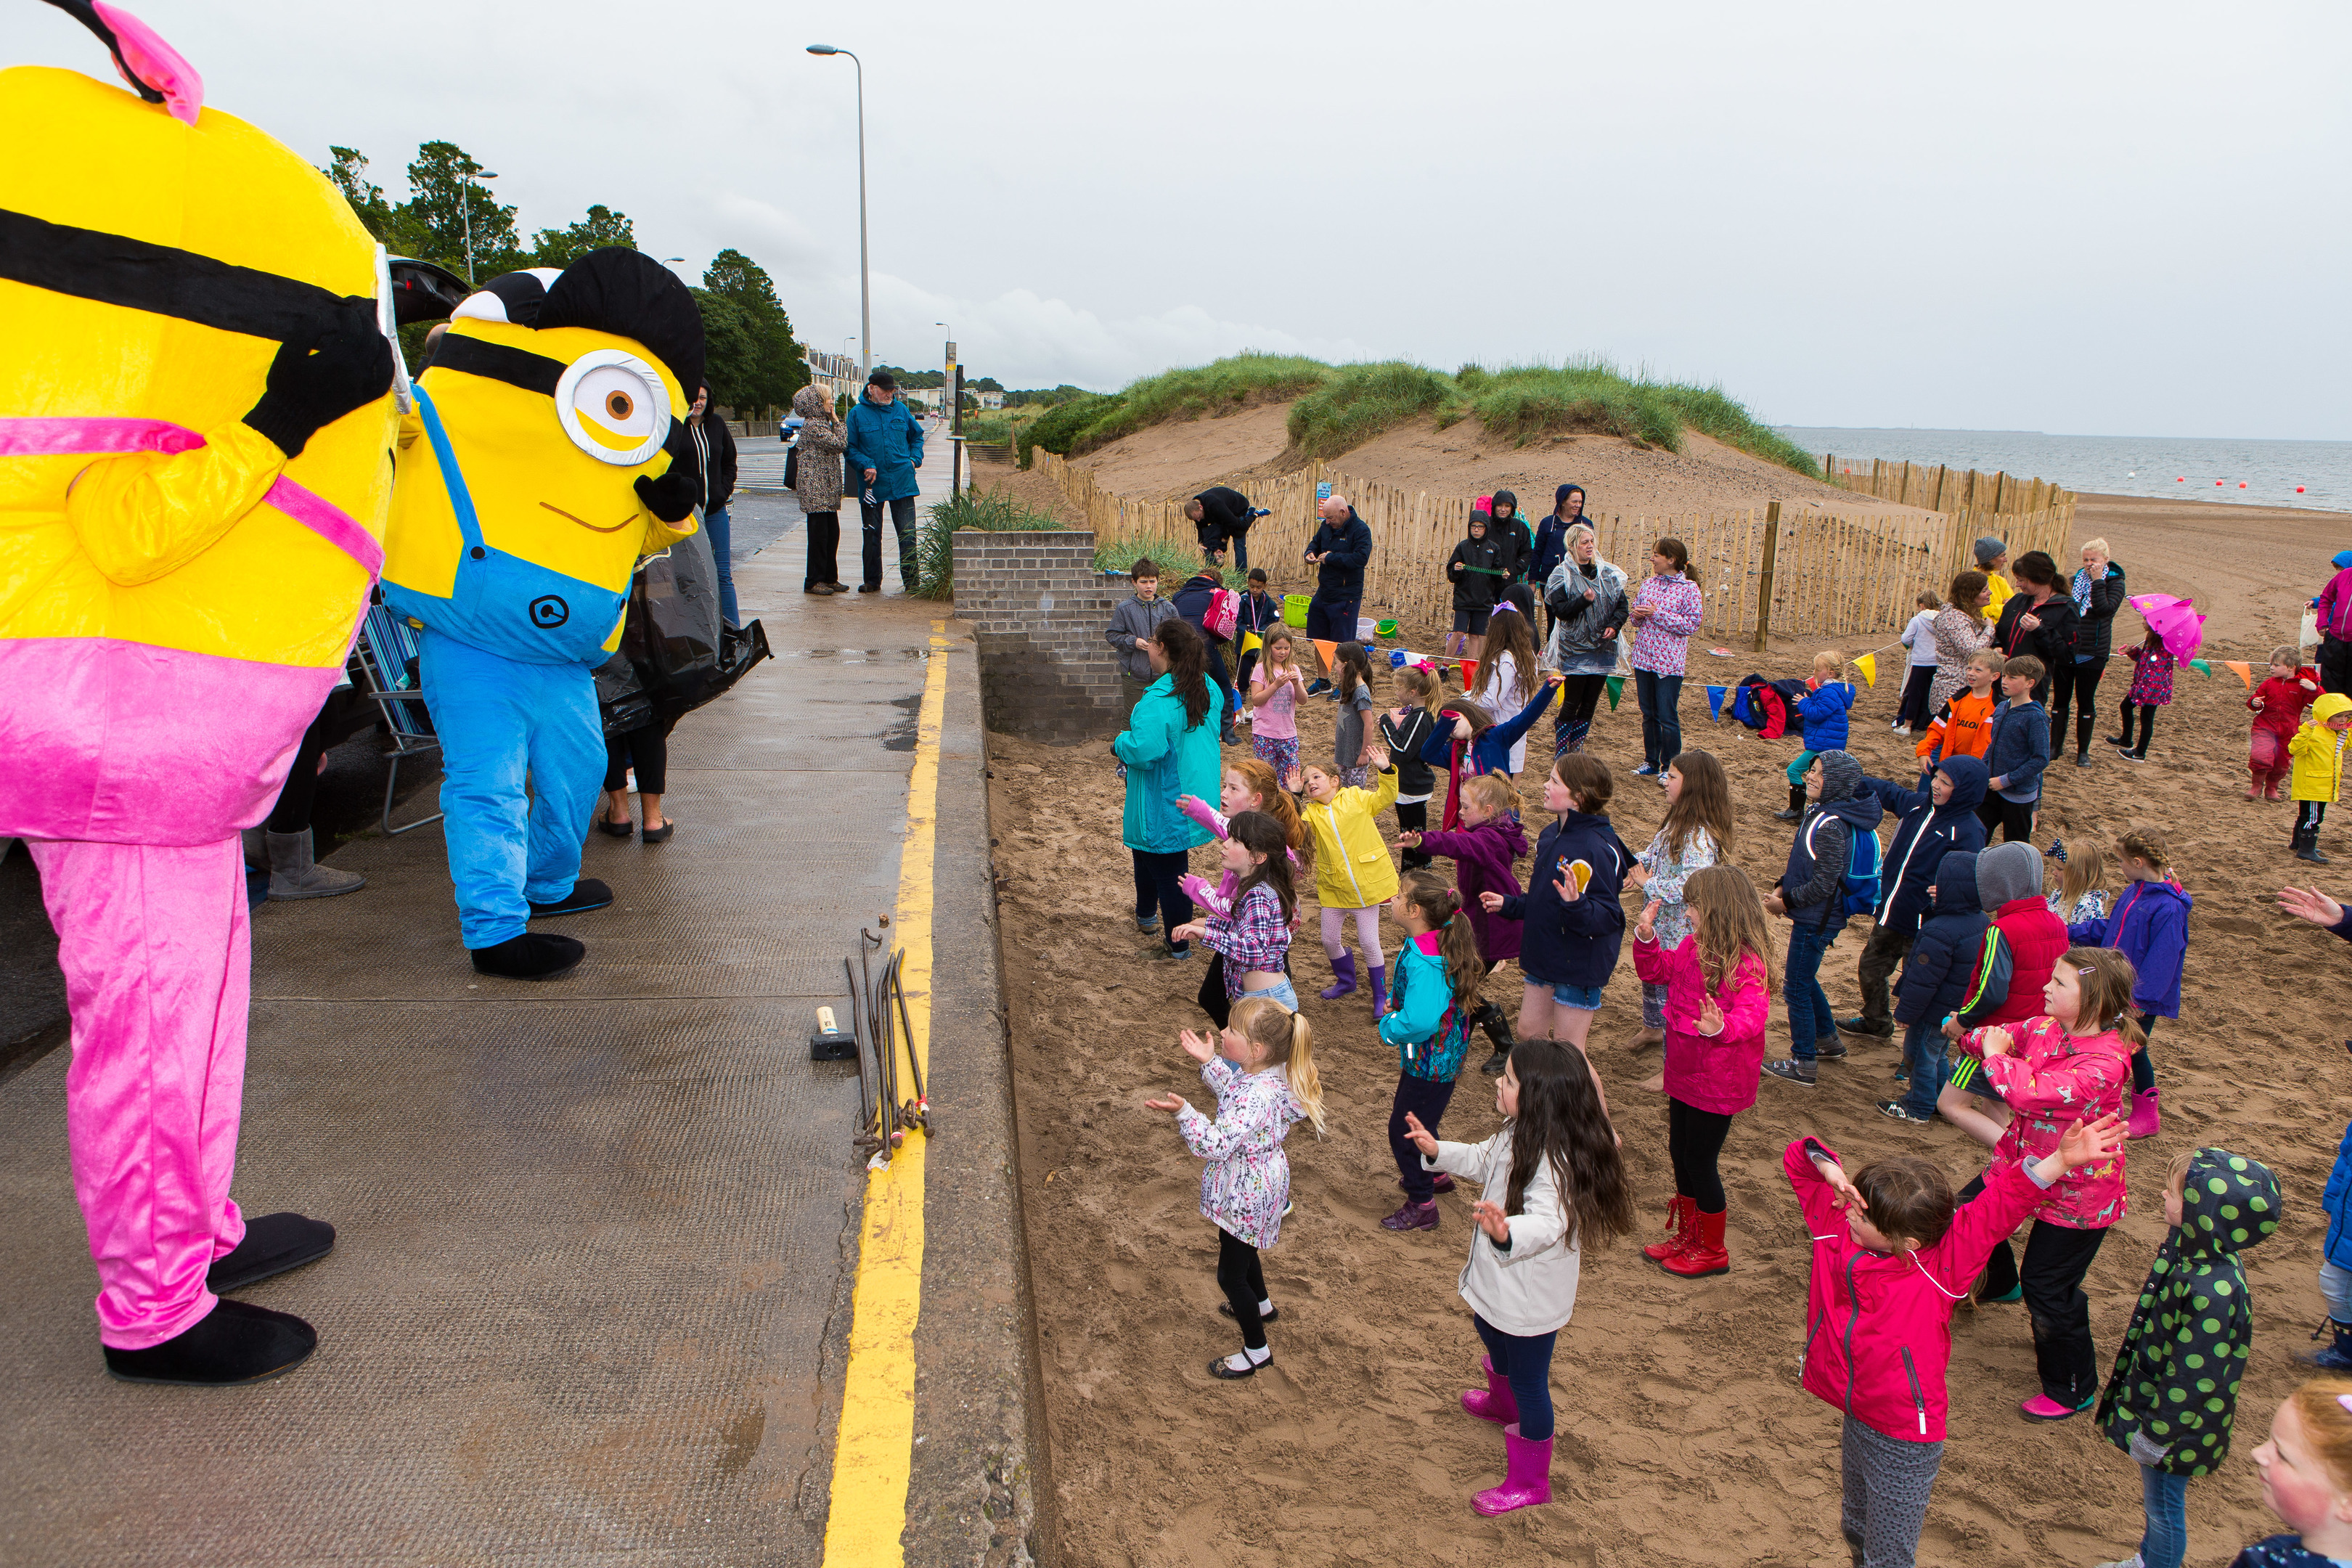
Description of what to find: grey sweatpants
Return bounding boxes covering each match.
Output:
[1840,1416,1943,1568]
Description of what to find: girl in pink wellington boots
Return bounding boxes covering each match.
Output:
[1402,1037,1632,1515]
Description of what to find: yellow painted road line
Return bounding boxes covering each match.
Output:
[822,625,951,1567]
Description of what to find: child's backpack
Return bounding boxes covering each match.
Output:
[1800,810,1884,918]
[1204,586,1239,642]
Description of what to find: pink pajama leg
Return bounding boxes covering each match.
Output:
[27,836,249,1349]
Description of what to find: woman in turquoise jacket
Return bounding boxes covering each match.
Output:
[1115,617,1225,959]
[844,369,926,593]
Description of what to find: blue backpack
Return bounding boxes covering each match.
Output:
[1803,812,1885,918]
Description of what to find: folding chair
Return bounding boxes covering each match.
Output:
[353,595,444,836]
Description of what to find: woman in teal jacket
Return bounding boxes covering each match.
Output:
[1115,617,1225,959]
[844,370,926,594]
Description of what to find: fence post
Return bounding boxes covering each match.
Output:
[1753,500,1781,653]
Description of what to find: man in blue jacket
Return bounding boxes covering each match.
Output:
[1303,493,1372,693]
[845,369,925,595]
[1839,756,1989,1041]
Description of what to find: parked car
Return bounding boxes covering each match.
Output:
[777,415,804,444]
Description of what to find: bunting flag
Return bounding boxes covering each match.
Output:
[2188,658,2213,676]
[1707,685,1728,721]
[1311,638,1339,671]
[2224,660,2253,688]
[1604,675,1625,711]
[1240,631,1264,656]
[1854,652,1878,688]
[1461,658,1480,690]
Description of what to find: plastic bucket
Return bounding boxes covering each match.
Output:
[1355,617,1377,642]
[1376,618,1399,639]
[1283,593,1310,628]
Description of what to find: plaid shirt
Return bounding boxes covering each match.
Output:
[1204,883,1291,999]
[1628,573,1704,676]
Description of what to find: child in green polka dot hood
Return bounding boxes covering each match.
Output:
[2096,1147,2283,1485]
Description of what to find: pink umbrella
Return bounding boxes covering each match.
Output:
[2128,593,2205,663]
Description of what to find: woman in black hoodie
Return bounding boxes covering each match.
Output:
[1489,489,1533,584]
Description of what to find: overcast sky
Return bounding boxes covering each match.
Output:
[16,0,2350,438]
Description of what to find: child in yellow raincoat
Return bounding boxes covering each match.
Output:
[1299,761,1400,1010]
[2290,692,2352,863]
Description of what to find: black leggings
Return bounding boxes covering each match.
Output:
[1668,1098,1736,1214]
[2115,695,2159,756]
[2302,800,2330,835]
[1217,1227,1268,1350]
[1894,664,1937,730]
[605,719,671,795]
[2049,657,2107,755]
[1397,799,1430,868]
[2132,1013,2158,1095]
[265,703,336,834]
[1553,674,1609,757]
[1965,1193,2107,1408]
[804,509,840,589]
[1132,849,1194,949]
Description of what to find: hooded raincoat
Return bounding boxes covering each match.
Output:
[2290,693,2352,801]
[2069,876,2192,1019]
[1953,841,2069,1030]
[2095,1148,2280,1477]
[1544,550,1629,678]
[1894,852,1989,1026]
[1414,814,1528,963]
[1866,756,1989,936]
[1777,751,1885,931]
[1112,676,1223,854]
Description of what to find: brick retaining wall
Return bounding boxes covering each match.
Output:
[952,530,1124,743]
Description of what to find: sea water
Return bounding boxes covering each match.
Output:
[1776,426,2352,514]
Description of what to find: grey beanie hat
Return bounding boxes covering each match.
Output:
[1975,840,2044,909]
[1973,536,2009,568]
[1816,749,1864,804]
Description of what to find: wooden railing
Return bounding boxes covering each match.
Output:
[1032,452,2076,648]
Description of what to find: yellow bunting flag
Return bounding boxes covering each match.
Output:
[2224,660,2253,688]
[1240,631,1263,656]
[1854,653,1877,688]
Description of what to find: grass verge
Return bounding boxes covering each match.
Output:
[913,489,1066,601]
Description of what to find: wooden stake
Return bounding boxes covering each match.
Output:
[1755,501,1781,653]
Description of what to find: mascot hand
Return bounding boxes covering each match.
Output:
[634,469,698,523]
[243,298,396,460]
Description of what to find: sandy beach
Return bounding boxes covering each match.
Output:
[985,435,2352,1567]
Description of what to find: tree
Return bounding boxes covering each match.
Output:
[394,141,521,284]
[973,375,1004,393]
[528,204,636,269]
[693,248,806,416]
[322,147,396,245]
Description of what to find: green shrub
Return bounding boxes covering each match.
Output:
[1286,361,1461,457]
[966,414,1013,445]
[1074,354,1331,452]
[1016,393,1116,467]
[914,489,1065,600]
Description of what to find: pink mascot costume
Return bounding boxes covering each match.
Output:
[1,0,399,1383]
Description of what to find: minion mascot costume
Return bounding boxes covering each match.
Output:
[1,1,399,1381]
[383,255,701,979]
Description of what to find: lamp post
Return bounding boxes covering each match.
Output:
[461,168,498,286]
[806,45,869,385]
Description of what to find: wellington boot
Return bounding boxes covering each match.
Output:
[2126,1087,2162,1140]
[1471,1424,1554,1515]
[1659,1206,1730,1278]
[1319,952,1357,1000]
[2300,1320,2352,1371]
[1475,1003,1519,1074]
[103,1297,317,1386]
[1773,783,1806,822]
[1461,1355,1517,1426]
[1644,1193,1694,1262]
[1369,964,1387,1016]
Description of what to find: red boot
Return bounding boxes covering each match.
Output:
[1471,1424,1554,1515]
[1643,1193,1694,1262]
[1661,1206,1730,1278]
[1461,1355,1518,1426]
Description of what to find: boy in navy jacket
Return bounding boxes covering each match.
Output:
[1841,756,1990,1041]
[1880,852,1987,1124]
[1978,656,2050,844]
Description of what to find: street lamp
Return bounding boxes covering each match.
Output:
[807,44,869,383]
[461,169,498,286]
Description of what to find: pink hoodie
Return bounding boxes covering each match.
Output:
[1630,934,1770,1116]
[1963,1015,2132,1230]
[1787,1137,2054,1444]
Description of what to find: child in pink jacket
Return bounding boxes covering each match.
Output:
[1787,1112,2125,1568]
[1630,864,1773,1280]
[1951,946,2136,1421]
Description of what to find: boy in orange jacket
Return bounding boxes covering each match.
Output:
[1916,648,2004,779]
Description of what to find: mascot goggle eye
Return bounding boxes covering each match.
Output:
[553,350,672,466]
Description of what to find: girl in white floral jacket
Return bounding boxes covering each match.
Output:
[1147,997,1326,1380]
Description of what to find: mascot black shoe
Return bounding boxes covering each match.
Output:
[470,932,587,981]
[207,1212,337,1294]
[105,1298,318,1387]
[527,876,613,918]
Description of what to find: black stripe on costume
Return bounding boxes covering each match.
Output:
[428,335,565,398]
[0,208,351,340]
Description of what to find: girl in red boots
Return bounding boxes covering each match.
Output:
[2250,645,2322,801]
[1630,864,1776,1278]
[1402,1037,1631,1516]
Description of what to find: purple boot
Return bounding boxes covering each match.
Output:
[1320,952,1357,1000]
[1369,964,1388,1014]
[1471,1424,1554,1515]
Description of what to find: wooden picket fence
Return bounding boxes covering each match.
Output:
[1819,455,2075,520]
[1032,451,2077,649]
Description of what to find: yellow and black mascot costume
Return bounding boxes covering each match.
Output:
[1,0,397,1382]
[383,253,701,978]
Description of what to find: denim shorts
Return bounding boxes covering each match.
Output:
[1544,981,1605,1010]
[1241,977,1299,1011]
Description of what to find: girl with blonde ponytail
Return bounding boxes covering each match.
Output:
[1376,871,1487,1232]
[1146,997,1322,1380]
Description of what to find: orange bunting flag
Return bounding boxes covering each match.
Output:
[2224,660,2253,688]
[1311,639,1339,670]
[1853,653,1878,688]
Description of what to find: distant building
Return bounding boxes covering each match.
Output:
[977,390,1004,409]
[804,349,858,405]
